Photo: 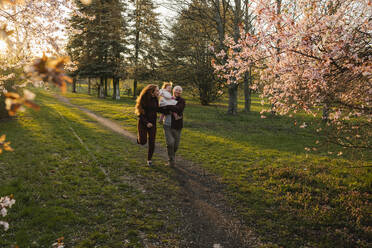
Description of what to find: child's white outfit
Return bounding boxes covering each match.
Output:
[159,89,177,123]
[159,89,177,107]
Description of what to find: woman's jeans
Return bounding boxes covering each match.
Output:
[137,124,156,161]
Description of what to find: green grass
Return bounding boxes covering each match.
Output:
[62,90,371,247]
[0,92,183,247]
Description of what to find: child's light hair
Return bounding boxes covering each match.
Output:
[161,81,173,89]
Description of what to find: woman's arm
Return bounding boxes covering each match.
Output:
[157,106,171,114]
[167,98,185,115]
[139,113,149,125]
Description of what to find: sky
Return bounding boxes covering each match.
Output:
[155,0,178,29]
[0,0,180,57]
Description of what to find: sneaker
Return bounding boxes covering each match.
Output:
[147,160,153,167]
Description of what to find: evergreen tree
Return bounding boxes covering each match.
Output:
[128,0,163,97]
[67,0,127,99]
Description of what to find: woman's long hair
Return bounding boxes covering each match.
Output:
[135,84,158,116]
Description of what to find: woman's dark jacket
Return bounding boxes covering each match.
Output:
[138,96,169,127]
[138,96,185,130]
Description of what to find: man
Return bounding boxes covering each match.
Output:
[163,85,185,167]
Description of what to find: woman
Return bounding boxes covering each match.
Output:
[135,84,169,166]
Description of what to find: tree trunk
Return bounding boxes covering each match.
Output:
[112,77,120,100]
[214,1,226,52]
[88,77,91,95]
[112,78,116,100]
[322,103,329,122]
[199,87,208,106]
[72,77,77,93]
[133,0,140,98]
[243,0,253,113]
[233,0,242,43]
[276,0,281,57]
[99,76,105,98]
[133,78,138,98]
[115,80,120,100]
[243,67,252,112]
[271,0,281,115]
[104,77,108,97]
[0,96,9,119]
[133,29,140,98]
[227,84,238,114]
[227,0,242,115]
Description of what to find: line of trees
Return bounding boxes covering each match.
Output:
[66,0,371,153]
[214,0,371,149]
[67,0,258,110]
[67,0,163,99]
[161,0,256,110]
[67,0,128,99]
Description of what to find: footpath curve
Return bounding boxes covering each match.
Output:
[55,94,264,248]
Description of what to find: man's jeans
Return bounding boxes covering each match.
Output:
[163,125,181,163]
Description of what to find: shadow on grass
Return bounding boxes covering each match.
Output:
[42,90,371,247]
[0,94,182,247]
[66,91,369,160]
[0,114,89,247]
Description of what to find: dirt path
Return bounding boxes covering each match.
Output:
[56,95,264,248]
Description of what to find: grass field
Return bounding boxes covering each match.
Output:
[63,89,371,247]
[0,92,183,247]
[1,88,371,247]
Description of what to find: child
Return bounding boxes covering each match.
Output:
[159,82,178,123]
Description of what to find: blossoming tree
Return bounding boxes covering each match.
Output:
[214,0,371,149]
[0,1,90,240]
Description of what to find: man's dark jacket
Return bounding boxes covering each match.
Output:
[169,96,185,130]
